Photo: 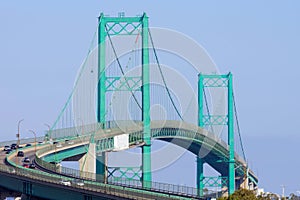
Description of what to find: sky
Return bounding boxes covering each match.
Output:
[1,0,300,196]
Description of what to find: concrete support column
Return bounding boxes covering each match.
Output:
[79,143,96,179]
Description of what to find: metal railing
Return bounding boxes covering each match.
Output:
[0,136,45,147]
[35,156,202,198]
[4,151,192,200]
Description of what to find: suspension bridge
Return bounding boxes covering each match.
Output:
[0,13,258,199]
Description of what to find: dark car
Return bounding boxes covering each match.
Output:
[29,163,36,169]
[23,157,30,163]
[17,151,24,157]
[25,144,32,147]
[11,143,19,150]
[5,149,12,154]
[4,145,10,151]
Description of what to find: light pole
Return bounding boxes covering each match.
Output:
[76,118,84,137]
[17,119,24,152]
[29,130,37,155]
[44,123,51,142]
[281,185,285,198]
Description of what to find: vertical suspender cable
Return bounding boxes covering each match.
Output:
[233,91,246,161]
[105,25,142,110]
[148,29,183,121]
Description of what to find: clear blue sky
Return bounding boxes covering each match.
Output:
[1,0,300,195]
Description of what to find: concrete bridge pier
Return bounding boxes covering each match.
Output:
[78,143,96,179]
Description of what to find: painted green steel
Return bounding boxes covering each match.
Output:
[202,75,229,88]
[196,157,204,197]
[198,74,204,127]
[105,76,142,91]
[96,13,152,186]
[43,145,88,162]
[40,123,256,185]
[96,154,106,182]
[228,73,235,194]
[197,73,204,195]
[106,21,142,36]
[198,73,236,195]
[98,13,106,126]
[103,16,142,23]
[141,13,152,189]
[202,115,228,126]
[203,176,228,188]
[201,74,228,79]
[108,167,141,180]
[97,13,107,180]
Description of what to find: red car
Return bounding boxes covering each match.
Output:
[23,163,29,168]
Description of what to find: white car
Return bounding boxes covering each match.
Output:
[72,179,84,186]
[59,180,71,186]
[56,143,62,148]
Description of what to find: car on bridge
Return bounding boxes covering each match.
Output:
[5,149,12,154]
[17,151,24,157]
[71,179,84,186]
[22,157,30,163]
[22,163,29,168]
[29,163,36,169]
[3,145,10,151]
[10,143,18,150]
[59,180,71,186]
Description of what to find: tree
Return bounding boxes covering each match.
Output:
[218,189,256,200]
[289,193,300,200]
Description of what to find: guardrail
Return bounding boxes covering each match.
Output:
[5,147,194,200]
[34,127,228,199]
[0,136,45,147]
[34,141,206,199]
[35,155,203,198]
[0,161,187,200]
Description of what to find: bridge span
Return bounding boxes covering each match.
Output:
[0,120,257,199]
[0,12,258,200]
[1,139,198,199]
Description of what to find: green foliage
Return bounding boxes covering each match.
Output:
[218,189,256,200]
[230,189,257,200]
[217,188,300,200]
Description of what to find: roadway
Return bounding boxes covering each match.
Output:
[0,141,201,200]
[0,120,258,199]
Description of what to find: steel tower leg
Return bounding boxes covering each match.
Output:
[141,13,151,189]
[228,73,235,194]
[97,13,107,183]
[197,157,204,197]
[197,74,204,196]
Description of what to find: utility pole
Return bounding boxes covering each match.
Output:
[281,184,285,198]
[17,119,24,148]
[29,130,37,155]
[44,123,51,142]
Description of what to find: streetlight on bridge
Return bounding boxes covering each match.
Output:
[28,130,37,155]
[44,123,51,142]
[16,119,24,152]
[76,118,84,137]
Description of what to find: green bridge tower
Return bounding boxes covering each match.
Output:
[198,73,235,195]
[97,12,151,187]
